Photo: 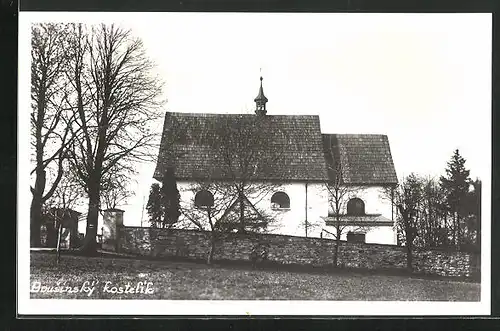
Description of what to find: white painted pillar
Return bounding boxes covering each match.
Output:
[101,208,124,251]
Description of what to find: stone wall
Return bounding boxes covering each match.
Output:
[117,227,479,278]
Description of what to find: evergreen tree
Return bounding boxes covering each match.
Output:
[146,183,164,228]
[439,149,471,248]
[146,168,181,228]
[161,167,181,227]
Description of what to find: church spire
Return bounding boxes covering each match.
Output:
[254,76,268,116]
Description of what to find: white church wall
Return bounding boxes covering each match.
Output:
[327,185,393,218]
[175,180,330,236]
[162,180,395,245]
[250,182,304,236]
[304,182,329,237]
[235,181,331,238]
[355,186,393,217]
[365,225,397,244]
[322,185,396,245]
[355,186,396,245]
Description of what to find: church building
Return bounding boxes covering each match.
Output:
[154,77,398,245]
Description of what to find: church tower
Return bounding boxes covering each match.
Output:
[254,76,268,116]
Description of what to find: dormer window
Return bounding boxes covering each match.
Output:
[271,191,290,209]
[346,198,365,216]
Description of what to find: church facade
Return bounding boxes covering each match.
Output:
[154,78,398,245]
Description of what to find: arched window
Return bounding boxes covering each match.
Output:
[194,190,214,208]
[346,198,365,216]
[271,191,290,209]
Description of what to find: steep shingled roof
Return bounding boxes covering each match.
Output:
[154,112,329,181]
[322,134,398,185]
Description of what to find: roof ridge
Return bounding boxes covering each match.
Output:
[322,133,389,137]
[165,111,320,118]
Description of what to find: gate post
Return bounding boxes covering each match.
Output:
[102,208,124,252]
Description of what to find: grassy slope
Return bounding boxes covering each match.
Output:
[30,252,480,301]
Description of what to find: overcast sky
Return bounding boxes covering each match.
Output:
[20,12,492,225]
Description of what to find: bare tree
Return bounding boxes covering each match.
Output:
[209,115,286,232]
[301,217,324,238]
[101,172,134,210]
[44,167,85,250]
[46,165,86,212]
[414,176,447,249]
[180,179,273,265]
[64,24,164,254]
[174,116,284,264]
[322,157,367,267]
[30,23,77,247]
[389,173,424,271]
[180,181,236,265]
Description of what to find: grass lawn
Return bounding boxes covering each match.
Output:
[30,252,480,301]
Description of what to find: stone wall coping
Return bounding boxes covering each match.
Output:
[103,208,125,212]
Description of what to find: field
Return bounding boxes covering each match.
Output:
[29,252,480,301]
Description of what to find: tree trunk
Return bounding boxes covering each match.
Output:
[81,183,100,255]
[476,184,481,250]
[30,169,46,247]
[406,242,413,271]
[450,213,455,248]
[56,222,63,264]
[333,237,340,268]
[45,220,57,247]
[207,236,216,265]
[333,224,340,267]
[238,191,245,233]
[443,214,448,247]
[405,228,414,271]
[30,194,43,247]
[70,221,78,248]
[476,210,481,250]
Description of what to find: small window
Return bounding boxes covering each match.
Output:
[194,190,214,208]
[347,198,365,216]
[271,191,290,209]
[347,232,366,243]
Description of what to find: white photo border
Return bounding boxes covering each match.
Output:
[18,11,492,316]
